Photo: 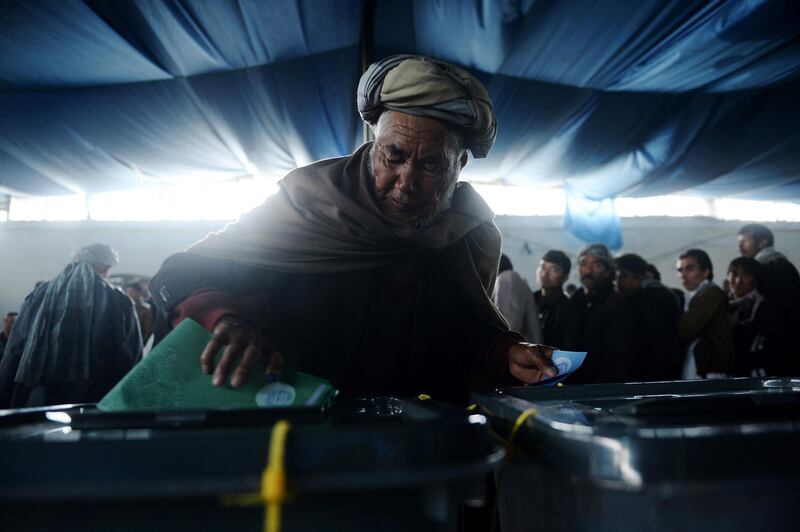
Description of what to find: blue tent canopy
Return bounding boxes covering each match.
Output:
[1,0,798,245]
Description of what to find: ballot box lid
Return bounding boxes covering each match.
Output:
[0,396,503,501]
[473,377,800,486]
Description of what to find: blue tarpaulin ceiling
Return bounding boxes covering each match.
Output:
[1,1,798,230]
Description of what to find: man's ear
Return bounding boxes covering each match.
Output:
[757,238,770,251]
[459,151,468,170]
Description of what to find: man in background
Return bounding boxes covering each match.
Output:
[0,312,18,358]
[737,223,800,374]
[569,244,634,383]
[492,254,542,343]
[677,249,734,379]
[616,253,683,381]
[727,257,777,377]
[127,281,154,348]
[534,250,577,349]
[0,244,142,408]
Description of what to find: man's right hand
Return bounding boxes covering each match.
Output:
[200,316,282,388]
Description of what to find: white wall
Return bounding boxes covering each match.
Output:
[1,217,799,313]
[0,221,222,313]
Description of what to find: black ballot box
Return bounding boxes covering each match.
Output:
[473,378,800,532]
[0,397,503,532]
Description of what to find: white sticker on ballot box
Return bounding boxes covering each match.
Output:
[256,382,296,407]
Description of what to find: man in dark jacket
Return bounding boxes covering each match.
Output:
[616,253,683,381]
[568,244,634,384]
[677,249,734,378]
[737,224,800,374]
[727,257,779,377]
[534,250,578,349]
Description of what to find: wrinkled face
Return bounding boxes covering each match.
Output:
[616,270,641,297]
[677,257,709,291]
[578,254,610,290]
[370,112,465,227]
[737,232,764,258]
[538,260,566,290]
[728,266,756,298]
[2,314,16,335]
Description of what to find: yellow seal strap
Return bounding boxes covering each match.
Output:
[220,420,291,532]
[263,420,291,532]
[417,393,431,400]
[505,408,538,459]
[491,408,539,532]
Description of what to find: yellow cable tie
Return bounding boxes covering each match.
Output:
[417,393,431,400]
[506,408,538,452]
[466,403,477,411]
[491,407,539,532]
[263,420,291,532]
[218,420,292,532]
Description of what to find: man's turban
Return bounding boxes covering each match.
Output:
[357,55,497,159]
[73,243,119,267]
[578,243,616,272]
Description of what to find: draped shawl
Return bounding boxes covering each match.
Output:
[7,261,142,386]
[189,142,507,330]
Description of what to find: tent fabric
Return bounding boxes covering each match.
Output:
[0,0,798,244]
[564,184,623,250]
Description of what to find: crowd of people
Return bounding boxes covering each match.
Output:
[493,223,800,384]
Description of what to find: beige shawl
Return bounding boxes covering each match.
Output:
[189,143,508,330]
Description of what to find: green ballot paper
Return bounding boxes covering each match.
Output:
[97,318,336,411]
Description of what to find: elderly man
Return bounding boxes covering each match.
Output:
[150,55,557,405]
[0,244,142,408]
[568,243,634,384]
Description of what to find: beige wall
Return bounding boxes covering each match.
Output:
[0,221,222,313]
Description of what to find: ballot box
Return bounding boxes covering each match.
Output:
[0,397,502,532]
[474,378,800,532]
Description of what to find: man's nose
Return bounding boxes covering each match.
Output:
[395,163,419,193]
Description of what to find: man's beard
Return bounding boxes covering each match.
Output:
[367,145,457,229]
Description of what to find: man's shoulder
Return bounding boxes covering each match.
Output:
[495,270,514,285]
[642,280,680,302]
[286,144,368,180]
[763,254,800,276]
[105,283,134,304]
[294,153,352,174]
[605,288,630,309]
[693,283,727,306]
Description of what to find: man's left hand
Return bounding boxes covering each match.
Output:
[508,343,558,384]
